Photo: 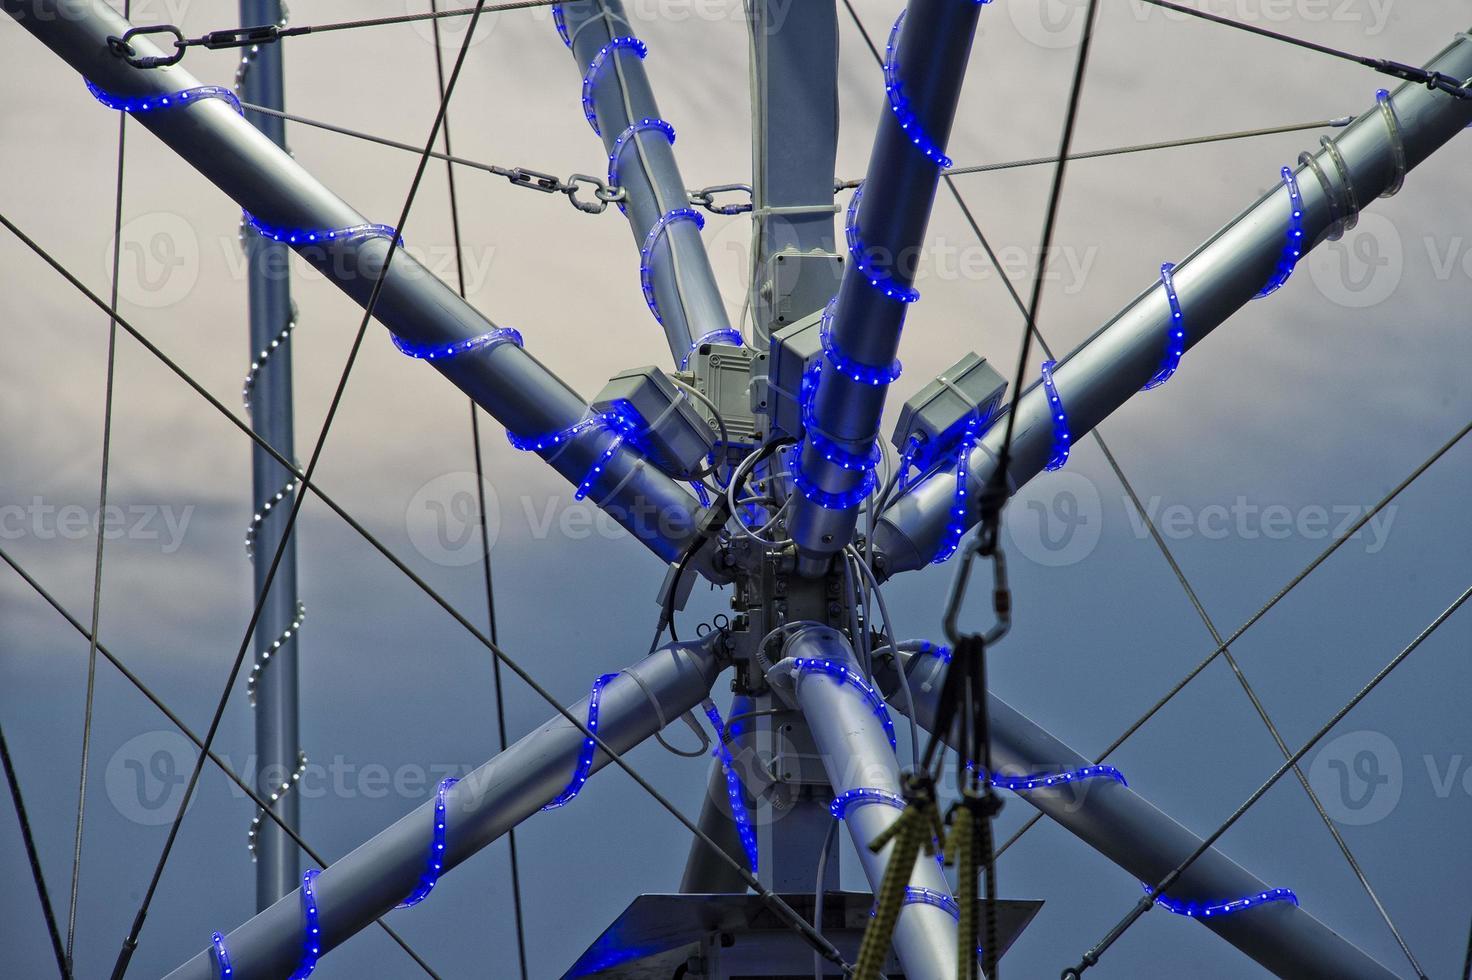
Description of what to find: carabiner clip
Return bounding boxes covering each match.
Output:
[106,25,186,69]
[942,537,1011,648]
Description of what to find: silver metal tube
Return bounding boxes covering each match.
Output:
[162,637,724,980]
[891,647,1398,980]
[788,0,982,574]
[784,627,961,980]
[4,0,707,567]
[874,30,1472,574]
[238,0,301,910]
[748,0,840,348]
[558,0,737,367]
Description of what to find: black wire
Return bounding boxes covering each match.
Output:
[1134,0,1472,99]
[992,0,1101,504]
[1063,583,1472,978]
[67,5,127,963]
[105,6,496,977]
[0,543,442,978]
[0,210,854,976]
[2,720,69,979]
[426,0,529,973]
[1462,906,1472,980]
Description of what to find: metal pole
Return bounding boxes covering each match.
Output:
[886,647,1398,980]
[787,0,982,576]
[3,0,712,570]
[873,30,1472,574]
[161,637,724,980]
[558,0,738,368]
[748,0,842,348]
[236,0,300,910]
[782,627,961,980]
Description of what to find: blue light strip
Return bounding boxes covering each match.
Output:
[800,360,882,474]
[289,869,322,980]
[1255,166,1305,298]
[883,12,953,168]
[86,79,242,115]
[904,886,962,919]
[792,658,897,748]
[552,3,571,47]
[581,36,648,136]
[397,776,460,909]
[1142,262,1186,390]
[1146,884,1298,919]
[682,327,745,370]
[575,433,624,500]
[640,207,706,324]
[819,296,903,386]
[543,673,619,811]
[211,932,233,979]
[505,412,627,453]
[242,211,400,247]
[992,764,1127,792]
[829,787,906,820]
[701,699,759,874]
[608,118,677,214]
[932,413,982,563]
[918,640,954,662]
[788,445,879,511]
[1040,359,1071,471]
[846,184,920,304]
[390,326,524,361]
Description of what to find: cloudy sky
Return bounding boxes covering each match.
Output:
[2,0,1470,977]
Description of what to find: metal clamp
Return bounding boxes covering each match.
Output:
[106,25,186,69]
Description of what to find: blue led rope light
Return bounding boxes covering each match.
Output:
[505,411,631,453]
[390,326,524,361]
[829,787,906,820]
[1040,359,1072,471]
[918,640,954,662]
[543,673,619,811]
[581,36,648,136]
[640,207,706,324]
[787,445,879,511]
[1146,884,1298,919]
[883,11,953,168]
[397,776,460,908]
[701,700,760,874]
[210,932,233,979]
[818,296,903,386]
[552,3,571,47]
[846,184,920,304]
[792,658,897,748]
[1255,166,1305,298]
[682,327,745,370]
[991,765,1126,792]
[575,433,625,501]
[288,869,322,979]
[903,886,962,919]
[86,79,242,115]
[242,212,400,247]
[932,413,983,563]
[799,360,883,474]
[608,118,677,214]
[1142,262,1186,391]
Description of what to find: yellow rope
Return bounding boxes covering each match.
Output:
[949,806,978,980]
[855,799,936,980]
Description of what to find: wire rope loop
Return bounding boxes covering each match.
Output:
[106,25,186,69]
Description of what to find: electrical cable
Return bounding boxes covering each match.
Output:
[846,546,919,770]
[0,210,854,975]
[1062,584,1472,978]
[66,3,128,964]
[2,720,69,980]
[0,543,441,978]
[424,0,529,973]
[1133,0,1472,99]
